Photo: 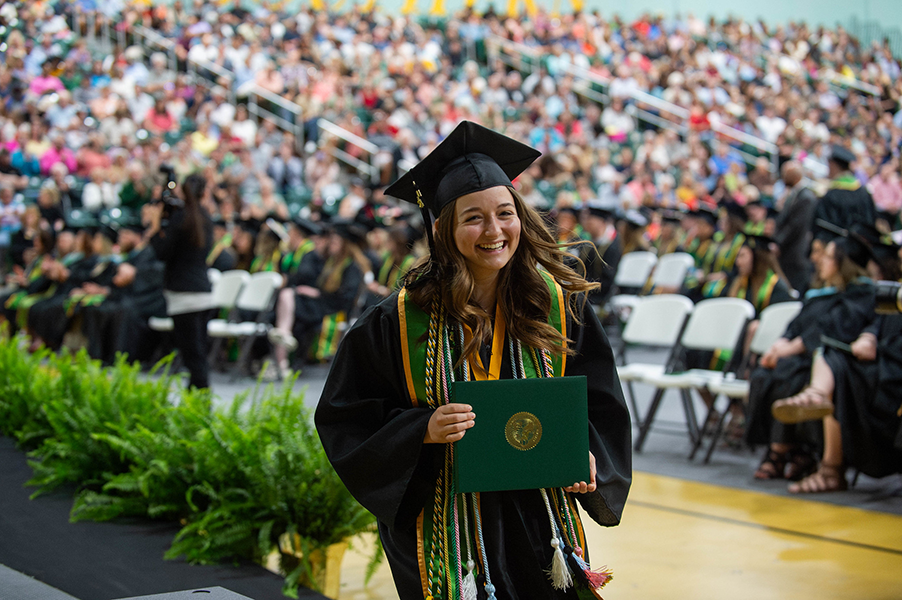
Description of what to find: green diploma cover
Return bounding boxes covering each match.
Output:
[452,376,589,493]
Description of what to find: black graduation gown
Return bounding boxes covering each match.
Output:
[82,246,167,364]
[315,294,631,600]
[27,255,116,348]
[745,283,876,446]
[581,236,622,306]
[823,314,902,477]
[287,250,327,326]
[811,185,877,244]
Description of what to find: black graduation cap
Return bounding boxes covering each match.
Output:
[816,219,876,269]
[720,201,748,223]
[94,223,118,243]
[290,216,323,237]
[850,222,900,266]
[384,121,541,218]
[237,218,261,236]
[585,197,618,220]
[331,219,368,245]
[829,144,855,170]
[693,204,718,227]
[744,233,775,252]
[623,209,648,228]
[264,218,289,244]
[557,206,580,218]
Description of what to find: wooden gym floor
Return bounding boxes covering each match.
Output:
[336,470,902,600]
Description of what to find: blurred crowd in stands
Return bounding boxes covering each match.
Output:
[1,0,901,486]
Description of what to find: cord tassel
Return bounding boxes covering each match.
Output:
[462,559,478,600]
[570,546,613,591]
[549,536,573,590]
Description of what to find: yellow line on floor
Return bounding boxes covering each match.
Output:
[629,472,902,553]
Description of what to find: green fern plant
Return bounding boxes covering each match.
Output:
[0,330,379,597]
[27,351,181,497]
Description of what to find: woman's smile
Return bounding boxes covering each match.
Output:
[453,186,521,281]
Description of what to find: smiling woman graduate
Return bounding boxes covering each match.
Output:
[314,122,631,600]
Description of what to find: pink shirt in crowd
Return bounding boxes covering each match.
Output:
[39,146,77,176]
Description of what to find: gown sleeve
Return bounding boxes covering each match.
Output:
[564,298,632,526]
[314,297,442,531]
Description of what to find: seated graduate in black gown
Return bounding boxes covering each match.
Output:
[28,225,118,350]
[315,122,631,600]
[767,229,902,492]
[745,230,876,482]
[81,223,167,365]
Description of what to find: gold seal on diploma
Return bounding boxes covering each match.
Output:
[505,412,542,451]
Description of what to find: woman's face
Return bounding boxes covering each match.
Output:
[736,245,753,277]
[818,241,839,282]
[453,186,520,281]
[327,232,345,256]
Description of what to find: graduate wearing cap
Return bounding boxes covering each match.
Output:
[279,217,322,278]
[315,121,630,600]
[0,227,57,331]
[81,223,167,365]
[365,223,420,305]
[765,268,902,491]
[308,219,372,363]
[578,199,623,305]
[810,144,877,248]
[652,209,685,257]
[745,223,877,483]
[702,234,794,315]
[710,201,747,275]
[680,205,720,296]
[206,216,238,272]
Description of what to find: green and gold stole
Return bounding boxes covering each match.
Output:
[397,272,608,600]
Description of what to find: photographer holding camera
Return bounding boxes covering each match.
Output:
[145,170,213,390]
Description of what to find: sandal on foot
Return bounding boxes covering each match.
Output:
[754,448,788,480]
[788,463,848,494]
[772,388,833,424]
[785,447,817,481]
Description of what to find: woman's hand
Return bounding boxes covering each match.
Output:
[851,333,878,361]
[424,403,475,444]
[564,452,597,494]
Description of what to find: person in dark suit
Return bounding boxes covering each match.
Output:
[147,173,214,389]
[774,160,817,294]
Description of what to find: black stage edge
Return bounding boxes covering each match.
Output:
[0,436,326,600]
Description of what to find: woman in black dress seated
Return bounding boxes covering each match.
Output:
[767,235,902,493]
[745,236,875,481]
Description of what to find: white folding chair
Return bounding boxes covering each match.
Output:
[616,294,695,422]
[608,251,659,323]
[650,252,695,290]
[633,297,756,452]
[691,301,803,463]
[207,271,283,375]
[613,251,658,289]
[610,252,695,316]
[148,268,235,333]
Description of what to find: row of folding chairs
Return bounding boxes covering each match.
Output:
[149,269,284,376]
[617,294,802,462]
[608,251,696,315]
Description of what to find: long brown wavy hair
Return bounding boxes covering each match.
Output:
[404,187,598,361]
